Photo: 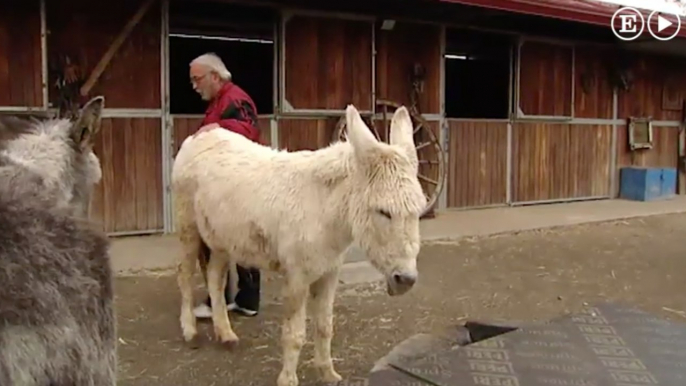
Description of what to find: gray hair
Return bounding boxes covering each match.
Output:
[190,53,232,81]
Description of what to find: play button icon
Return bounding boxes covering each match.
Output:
[647,10,681,41]
[658,15,673,32]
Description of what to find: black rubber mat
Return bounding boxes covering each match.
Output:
[379,302,686,386]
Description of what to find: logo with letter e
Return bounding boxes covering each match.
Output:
[611,7,645,41]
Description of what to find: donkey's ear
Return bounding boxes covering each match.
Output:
[71,96,104,150]
[389,106,418,169]
[345,104,378,157]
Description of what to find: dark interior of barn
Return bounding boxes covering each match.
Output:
[168,1,276,115]
[444,28,512,119]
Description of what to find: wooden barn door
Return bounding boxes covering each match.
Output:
[510,41,614,205]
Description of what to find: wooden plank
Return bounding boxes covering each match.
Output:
[258,117,272,147]
[447,120,508,208]
[518,41,572,117]
[278,117,338,151]
[284,15,372,111]
[172,116,203,157]
[573,46,613,119]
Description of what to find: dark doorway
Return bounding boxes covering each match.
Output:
[168,1,276,115]
[444,28,512,119]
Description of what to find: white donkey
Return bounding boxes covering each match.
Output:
[171,104,426,386]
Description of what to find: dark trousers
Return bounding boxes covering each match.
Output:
[200,242,260,311]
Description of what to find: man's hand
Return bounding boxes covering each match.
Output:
[194,123,221,137]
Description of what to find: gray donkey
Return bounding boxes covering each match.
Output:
[0,96,116,386]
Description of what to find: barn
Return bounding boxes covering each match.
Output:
[1,0,685,236]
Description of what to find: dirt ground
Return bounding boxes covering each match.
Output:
[115,213,686,386]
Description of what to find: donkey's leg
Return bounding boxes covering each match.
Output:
[207,252,239,348]
[277,281,309,386]
[177,229,201,347]
[309,268,342,382]
[89,346,117,386]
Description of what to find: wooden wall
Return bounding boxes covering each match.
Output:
[172,116,203,156]
[513,42,686,203]
[46,0,161,108]
[617,55,686,121]
[573,46,614,119]
[512,123,612,202]
[0,0,42,107]
[509,42,617,203]
[612,54,686,196]
[375,22,442,114]
[48,0,163,233]
[517,42,617,119]
[518,41,573,117]
[278,117,339,151]
[448,40,685,207]
[283,14,373,111]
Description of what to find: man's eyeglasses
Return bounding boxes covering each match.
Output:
[190,73,209,85]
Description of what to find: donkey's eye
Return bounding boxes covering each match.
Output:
[377,209,392,219]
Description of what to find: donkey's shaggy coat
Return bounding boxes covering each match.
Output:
[173,104,425,386]
[0,97,116,386]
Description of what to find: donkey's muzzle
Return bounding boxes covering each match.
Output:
[386,272,417,296]
[393,273,416,287]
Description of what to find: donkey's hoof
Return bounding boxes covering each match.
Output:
[316,365,342,383]
[220,338,239,351]
[321,370,342,383]
[184,335,202,349]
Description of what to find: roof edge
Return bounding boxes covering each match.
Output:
[439,0,686,39]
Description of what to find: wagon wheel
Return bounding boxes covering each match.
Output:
[333,99,447,217]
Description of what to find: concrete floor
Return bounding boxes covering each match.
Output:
[109,196,686,277]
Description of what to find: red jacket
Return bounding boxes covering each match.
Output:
[200,82,261,143]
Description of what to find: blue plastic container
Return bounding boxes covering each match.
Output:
[619,167,677,201]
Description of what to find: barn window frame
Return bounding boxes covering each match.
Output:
[278,9,376,116]
[514,36,576,121]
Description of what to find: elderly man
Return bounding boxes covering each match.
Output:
[189,52,261,318]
